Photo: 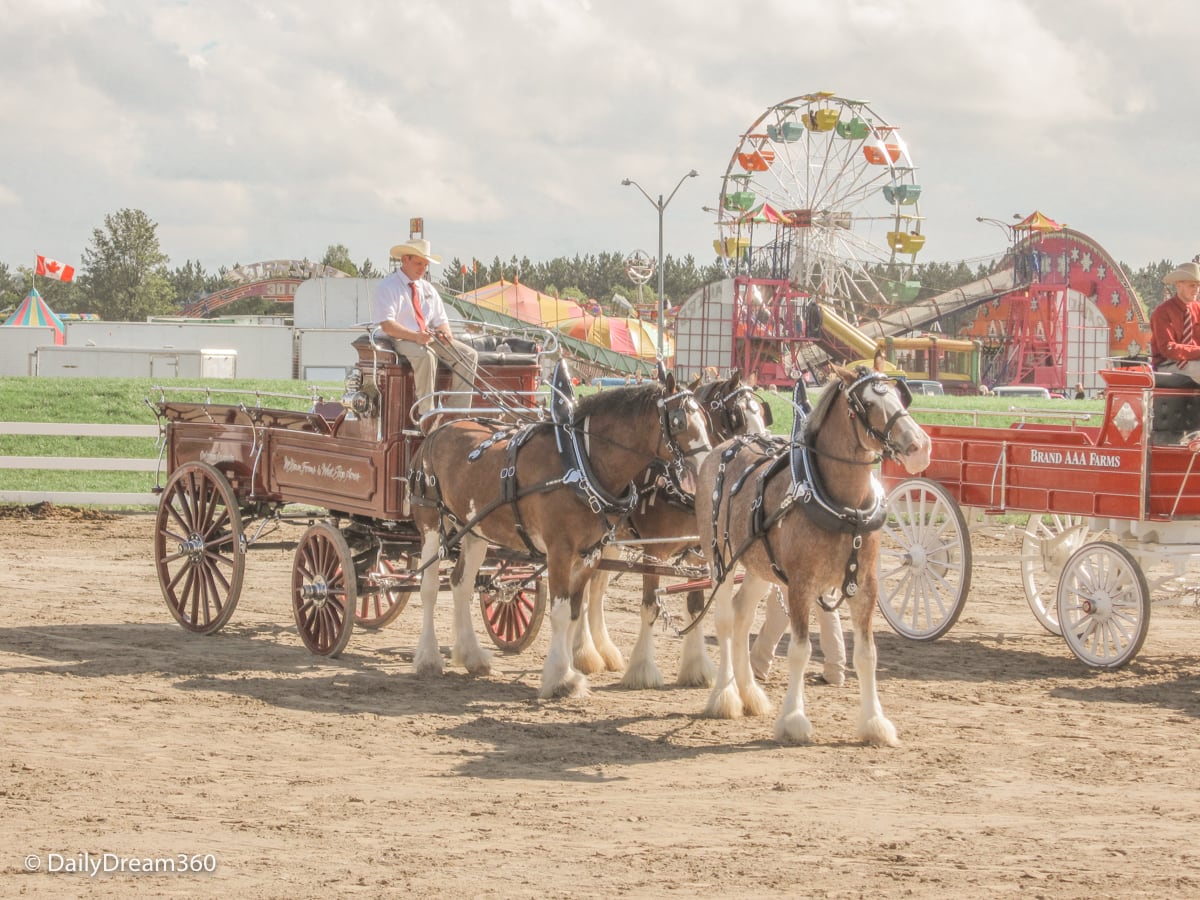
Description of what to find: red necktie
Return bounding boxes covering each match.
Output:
[1186,305,1196,346]
[411,281,427,332]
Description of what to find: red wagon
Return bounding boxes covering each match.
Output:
[151,327,550,657]
[879,362,1200,668]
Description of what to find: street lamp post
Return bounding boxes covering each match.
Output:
[621,169,699,360]
[975,214,1020,241]
[977,213,1030,279]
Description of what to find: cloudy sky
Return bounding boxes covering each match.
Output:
[2,0,1196,282]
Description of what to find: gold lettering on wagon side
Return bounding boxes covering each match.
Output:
[280,454,365,483]
[1027,447,1121,468]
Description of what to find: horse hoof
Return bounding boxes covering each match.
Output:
[413,659,444,677]
[704,685,743,720]
[741,684,773,717]
[676,643,710,686]
[774,711,814,744]
[540,671,590,700]
[451,647,492,676]
[620,661,665,691]
[573,647,607,676]
[598,645,626,673]
[859,715,899,747]
[677,657,716,688]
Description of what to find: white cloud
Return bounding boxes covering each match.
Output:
[0,0,1197,275]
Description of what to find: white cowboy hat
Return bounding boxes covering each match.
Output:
[1164,261,1200,284]
[389,238,442,265]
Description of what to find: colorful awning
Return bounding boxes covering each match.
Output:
[1012,210,1064,233]
[2,288,65,344]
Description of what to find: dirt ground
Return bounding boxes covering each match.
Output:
[3,507,1200,898]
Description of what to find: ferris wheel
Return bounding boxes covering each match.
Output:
[715,91,925,320]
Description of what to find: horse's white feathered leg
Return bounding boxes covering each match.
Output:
[413,529,444,676]
[589,588,626,671]
[449,535,491,675]
[572,588,604,675]
[575,557,623,673]
[852,611,898,746]
[622,600,664,689]
[540,597,589,699]
[774,621,814,744]
[676,618,715,687]
[732,578,772,716]
[704,579,742,718]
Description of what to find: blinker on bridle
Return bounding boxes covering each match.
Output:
[843,371,913,458]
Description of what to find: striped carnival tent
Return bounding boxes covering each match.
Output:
[2,288,65,344]
[458,280,584,329]
[555,314,672,361]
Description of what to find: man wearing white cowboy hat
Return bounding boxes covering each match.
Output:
[371,237,478,426]
[1150,261,1200,384]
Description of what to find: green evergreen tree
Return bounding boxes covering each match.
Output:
[79,209,176,321]
[321,244,359,277]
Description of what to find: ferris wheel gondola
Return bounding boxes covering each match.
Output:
[715,92,925,320]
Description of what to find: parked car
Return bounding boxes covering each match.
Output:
[992,385,1052,399]
[903,379,944,396]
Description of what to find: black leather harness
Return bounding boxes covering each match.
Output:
[706,372,903,609]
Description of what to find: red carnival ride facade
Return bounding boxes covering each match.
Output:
[962,217,1150,392]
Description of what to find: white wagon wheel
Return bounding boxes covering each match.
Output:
[1056,541,1150,669]
[877,478,971,640]
[292,521,357,658]
[1020,514,1091,636]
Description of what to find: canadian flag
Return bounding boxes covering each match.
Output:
[36,255,75,283]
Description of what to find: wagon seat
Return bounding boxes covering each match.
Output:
[346,331,541,429]
[350,331,540,368]
[1120,355,1200,445]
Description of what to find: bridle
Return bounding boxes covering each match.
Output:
[841,369,914,460]
[657,388,711,472]
[704,385,772,438]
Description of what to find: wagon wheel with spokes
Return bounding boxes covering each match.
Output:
[479,561,547,652]
[877,478,972,640]
[355,551,415,630]
[154,461,245,635]
[1020,514,1091,636]
[1056,541,1150,669]
[292,521,357,657]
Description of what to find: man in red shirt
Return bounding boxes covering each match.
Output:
[1150,261,1200,383]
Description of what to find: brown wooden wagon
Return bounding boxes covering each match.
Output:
[151,327,550,657]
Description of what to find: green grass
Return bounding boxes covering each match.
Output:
[0,376,340,423]
[0,376,1105,500]
[0,376,342,498]
[762,386,1103,430]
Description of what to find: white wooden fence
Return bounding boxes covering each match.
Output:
[0,422,161,506]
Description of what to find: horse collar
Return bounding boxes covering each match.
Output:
[553,414,638,517]
[786,442,885,599]
[788,442,885,526]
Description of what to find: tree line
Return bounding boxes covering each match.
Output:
[0,207,1185,324]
